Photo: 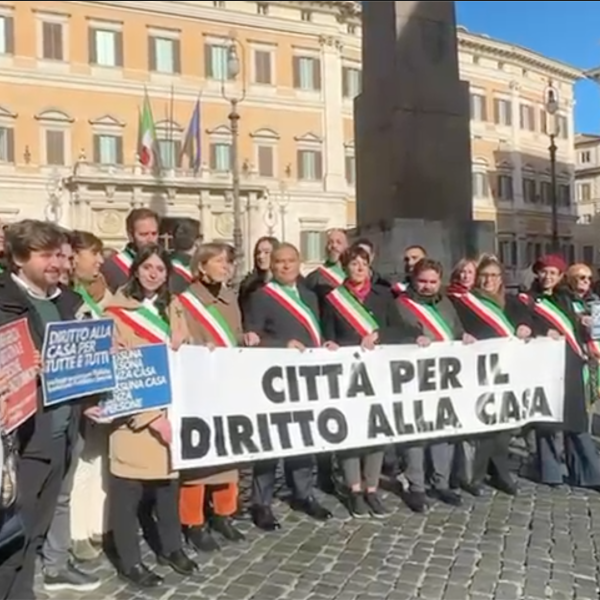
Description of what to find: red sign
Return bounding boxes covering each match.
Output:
[0,318,38,433]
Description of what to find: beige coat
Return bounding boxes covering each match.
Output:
[104,291,187,480]
[179,281,242,485]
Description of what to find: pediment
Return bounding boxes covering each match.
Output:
[206,124,231,135]
[294,132,322,143]
[155,119,183,132]
[89,114,125,127]
[35,109,74,123]
[250,127,279,139]
[0,105,17,119]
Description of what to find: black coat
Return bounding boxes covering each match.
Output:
[101,244,134,293]
[322,284,419,346]
[0,273,82,459]
[243,281,321,348]
[168,251,192,295]
[238,270,268,316]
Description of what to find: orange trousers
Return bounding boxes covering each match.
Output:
[179,482,238,526]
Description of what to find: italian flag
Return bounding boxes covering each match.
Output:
[138,91,156,167]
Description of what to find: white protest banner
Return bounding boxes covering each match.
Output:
[169,338,566,470]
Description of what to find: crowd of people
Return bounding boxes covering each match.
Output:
[0,208,599,599]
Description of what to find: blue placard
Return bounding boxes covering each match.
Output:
[99,344,172,419]
[42,319,115,406]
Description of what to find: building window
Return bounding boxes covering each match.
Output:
[300,10,312,21]
[579,183,592,201]
[540,181,552,205]
[297,149,322,180]
[213,0,225,5]
[89,28,123,67]
[472,172,488,197]
[583,245,595,265]
[157,139,181,169]
[497,174,513,201]
[257,3,268,14]
[300,230,325,262]
[149,36,180,73]
[0,127,14,163]
[557,115,568,139]
[580,151,591,164]
[0,15,14,54]
[522,178,536,203]
[209,142,231,171]
[293,56,321,91]
[498,240,517,267]
[493,98,512,126]
[205,44,232,80]
[345,155,355,185]
[45,130,65,165]
[253,49,272,84]
[42,22,63,60]
[342,67,361,98]
[93,134,123,165]
[256,145,274,177]
[470,93,487,121]
[519,104,535,131]
[559,184,571,206]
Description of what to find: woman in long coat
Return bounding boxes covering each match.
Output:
[178,242,244,553]
[103,244,196,589]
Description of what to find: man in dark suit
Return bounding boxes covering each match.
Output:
[243,243,332,531]
[168,219,201,294]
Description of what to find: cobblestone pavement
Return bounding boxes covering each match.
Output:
[35,462,600,600]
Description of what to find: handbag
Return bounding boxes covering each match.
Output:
[0,433,24,551]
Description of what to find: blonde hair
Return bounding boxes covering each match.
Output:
[566,263,592,290]
[450,258,477,285]
[190,242,229,279]
[476,255,505,294]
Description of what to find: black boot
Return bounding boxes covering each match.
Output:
[185,525,220,553]
[158,549,198,575]
[118,564,162,588]
[211,516,245,542]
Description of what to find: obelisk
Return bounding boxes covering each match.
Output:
[355,1,483,265]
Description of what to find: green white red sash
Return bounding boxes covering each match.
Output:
[327,286,378,337]
[106,304,170,344]
[393,281,408,296]
[172,258,193,283]
[399,297,453,341]
[529,297,583,356]
[264,282,321,345]
[179,290,236,347]
[459,293,515,337]
[318,263,345,287]
[75,285,103,319]
[113,249,135,276]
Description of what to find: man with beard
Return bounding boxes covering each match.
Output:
[101,208,159,292]
[392,245,427,295]
[305,229,349,297]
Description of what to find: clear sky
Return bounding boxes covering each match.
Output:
[456,1,600,134]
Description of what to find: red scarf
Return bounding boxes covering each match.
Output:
[345,279,371,302]
[446,281,470,296]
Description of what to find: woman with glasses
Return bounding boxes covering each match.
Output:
[452,255,533,496]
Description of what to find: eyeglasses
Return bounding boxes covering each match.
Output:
[576,275,592,281]
[480,273,501,279]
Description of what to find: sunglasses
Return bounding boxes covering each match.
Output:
[576,275,592,281]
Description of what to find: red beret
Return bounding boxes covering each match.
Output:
[533,254,567,273]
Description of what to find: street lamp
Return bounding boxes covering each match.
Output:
[221,38,246,284]
[545,82,560,253]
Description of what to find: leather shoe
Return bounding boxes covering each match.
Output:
[462,482,484,497]
[119,563,163,588]
[251,505,281,531]
[292,497,332,521]
[158,549,198,575]
[185,525,220,553]
[491,477,517,496]
[211,516,245,542]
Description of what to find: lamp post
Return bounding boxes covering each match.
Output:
[221,38,246,284]
[263,180,290,239]
[545,82,560,253]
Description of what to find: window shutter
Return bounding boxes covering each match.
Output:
[345,155,353,183]
[292,56,300,88]
[148,36,156,71]
[42,22,53,59]
[505,101,512,126]
[116,137,123,164]
[5,128,14,163]
[93,134,100,163]
[313,58,321,90]
[300,231,309,259]
[5,17,14,54]
[46,130,64,165]
[115,31,124,66]
[493,98,500,124]
[52,23,63,60]
[296,149,304,179]
[209,143,217,169]
[258,145,273,177]
[204,44,212,78]
[342,67,349,97]
[481,96,487,121]
[315,151,323,179]
[88,28,97,64]
[174,140,182,167]
[173,39,181,73]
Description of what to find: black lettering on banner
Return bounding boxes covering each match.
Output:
[294,410,315,446]
[286,366,300,401]
[436,397,460,429]
[180,417,211,459]
[323,364,343,399]
[271,412,293,449]
[530,387,551,417]
[477,353,509,386]
[262,364,345,403]
[298,366,320,401]
[418,359,436,392]
[475,386,550,425]
[367,404,394,439]
[262,366,285,403]
[390,361,414,393]
[317,408,347,444]
[256,414,273,451]
[439,357,462,389]
[214,416,227,456]
[414,400,435,432]
[227,416,260,455]
[347,355,375,397]
[393,402,415,435]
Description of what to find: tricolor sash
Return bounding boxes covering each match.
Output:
[393,281,408,296]
[529,297,583,356]
[106,304,170,344]
[459,293,515,337]
[172,258,193,283]
[112,249,135,276]
[264,282,321,345]
[399,297,454,341]
[317,263,345,287]
[179,290,237,347]
[327,286,378,337]
[75,285,103,319]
